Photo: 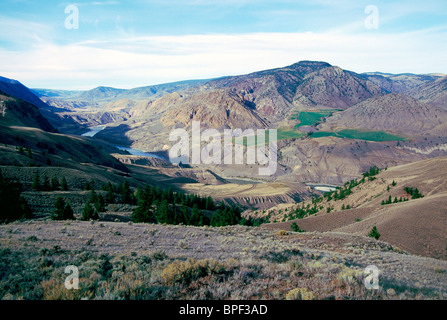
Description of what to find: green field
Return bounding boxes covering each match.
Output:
[292,110,336,127]
[234,129,307,147]
[310,129,406,141]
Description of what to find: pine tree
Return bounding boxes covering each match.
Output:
[51,196,75,220]
[368,225,380,240]
[32,171,40,191]
[156,199,167,223]
[105,186,115,203]
[42,175,50,191]
[132,186,155,223]
[178,204,189,225]
[96,194,106,212]
[89,178,95,190]
[291,222,304,233]
[82,202,99,221]
[63,201,75,220]
[0,170,32,222]
[120,179,133,204]
[60,176,68,191]
[50,177,59,191]
[190,204,205,226]
[205,196,215,210]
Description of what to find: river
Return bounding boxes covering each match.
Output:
[81,125,167,160]
[305,183,338,192]
[81,125,105,137]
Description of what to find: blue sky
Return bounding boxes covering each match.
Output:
[0,0,446,89]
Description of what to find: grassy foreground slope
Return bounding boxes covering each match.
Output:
[0,221,446,300]
[262,157,447,260]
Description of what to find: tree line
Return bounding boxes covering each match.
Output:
[1,171,265,228]
[285,165,382,221]
[131,184,244,227]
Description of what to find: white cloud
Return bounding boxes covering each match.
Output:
[0,29,446,90]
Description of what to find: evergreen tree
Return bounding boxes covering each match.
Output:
[51,196,75,220]
[89,178,95,190]
[210,204,240,227]
[42,175,50,191]
[156,199,167,223]
[120,179,133,204]
[105,188,115,204]
[82,202,99,221]
[32,171,40,191]
[63,201,75,220]
[0,170,32,222]
[177,204,189,225]
[189,204,205,226]
[368,225,381,240]
[132,185,155,223]
[87,190,105,212]
[60,176,68,191]
[205,196,215,210]
[50,176,59,191]
[291,222,304,233]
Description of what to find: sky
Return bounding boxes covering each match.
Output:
[0,0,446,90]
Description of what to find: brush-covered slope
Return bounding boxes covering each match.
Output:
[407,75,447,110]
[0,75,83,133]
[0,94,56,132]
[0,76,51,111]
[362,72,444,93]
[203,61,384,119]
[0,125,128,172]
[318,93,447,136]
[263,157,447,260]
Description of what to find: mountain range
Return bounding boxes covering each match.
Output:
[0,60,446,272]
[2,60,447,186]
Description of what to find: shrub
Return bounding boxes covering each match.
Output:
[161,258,226,286]
[40,278,95,300]
[285,288,315,300]
[336,266,364,287]
[151,250,168,261]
